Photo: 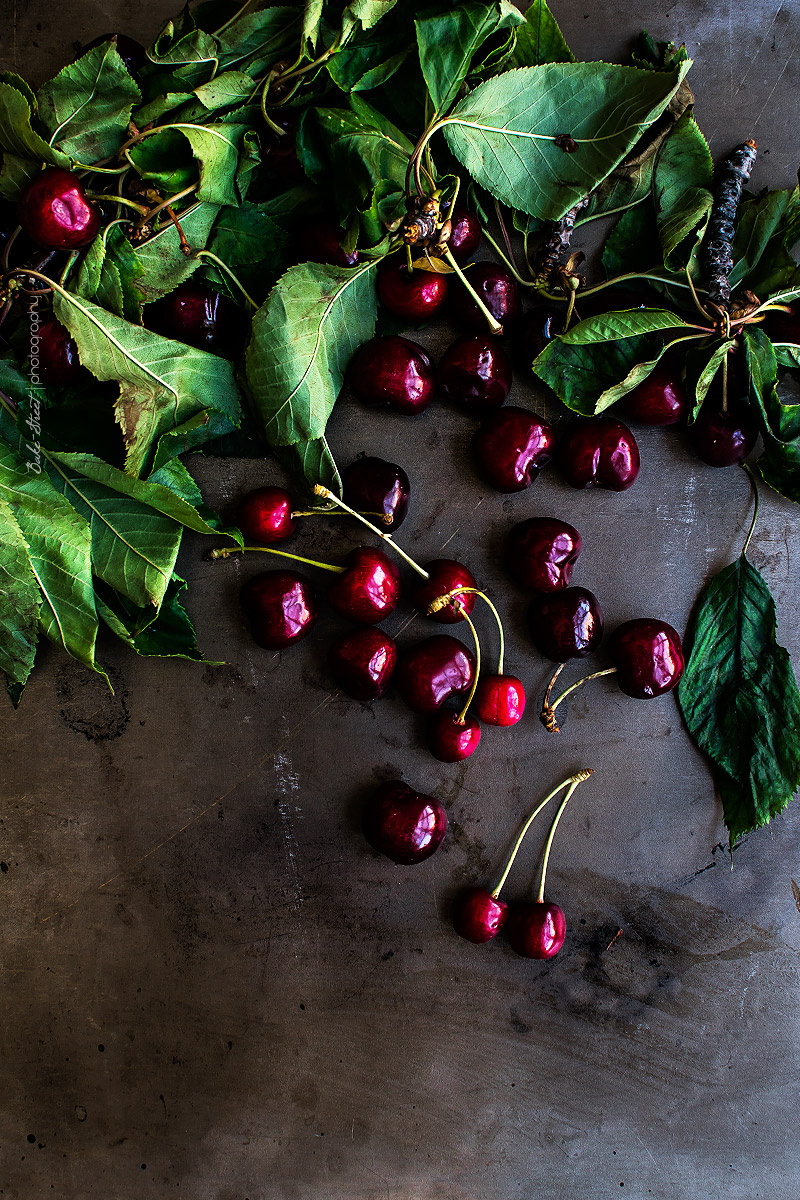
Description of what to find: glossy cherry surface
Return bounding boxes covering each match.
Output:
[621,364,688,426]
[304,219,358,268]
[396,635,476,713]
[474,675,526,726]
[450,261,522,333]
[144,280,239,356]
[529,587,603,661]
[428,711,481,762]
[342,455,410,532]
[514,305,559,371]
[240,570,318,650]
[437,335,512,412]
[507,518,582,593]
[472,406,555,492]
[348,336,434,414]
[82,32,147,73]
[18,168,101,251]
[689,399,758,467]
[414,559,477,624]
[328,627,397,700]
[559,417,640,491]
[33,315,83,387]
[446,205,483,263]
[453,887,508,943]
[506,901,566,959]
[237,486,296,544]
[609,618,685,698]
[377,259,448,322]
[328,546,401,624]
[363,780,447,864]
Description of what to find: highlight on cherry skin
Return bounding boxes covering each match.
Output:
[348,336,435,415]
[239,570,318,651]
[377,258,449,322]
[558,416,640,491]
[363,780,448,865]
[529,587,604,662]
[328,627,397,702]
[471,405,555,493]
[506,517,582,593]
[342,455,410,533]
[18,167,101,251]
[238,487,297,545]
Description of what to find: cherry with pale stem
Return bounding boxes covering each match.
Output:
[313,484,430,581]
[209,544,345,573]
[540,661,617,733]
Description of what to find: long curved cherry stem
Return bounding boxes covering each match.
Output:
[536,775,589,903]
[427,585,505,673]
[455,607,481,725]
[313,485,430,579]
[741,462,760,558]
[480,226,534,287]
[540,666,618,733]
[208,544,345,573]
[491,770,593,899]
[441,246,503,334]
[86,193,150,216]
[722,347,729,415]
[192,250,258,308]
[493,198,519,276]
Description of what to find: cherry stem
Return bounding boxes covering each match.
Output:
[480,225,534,287]
[491,770,593,899]
[1,226,21,273]
[312,485,430,579]
[741,462,760,559]
[685,264,716,324]
[493,198,519,275]
[208,544,345,573]
[135,184,199,231]
[426,586,505,673]
[540,666,618,733]
[536,775,589,903]
[441,246,503,334]
[192,250,258,308]
[722,347,729,415]
[455,606,481,725]
[86,193,150,216]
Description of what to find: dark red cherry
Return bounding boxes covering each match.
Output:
[328,546,401,624]
[472,405,555,492]
[446,205,483,263]
[559,417,640,491]
[32,314,83,387]
[304,219,358,268]
[377,259,448,322]
[240,570,318,650]
[237,487,296,544]
[507,518,582,593]
[144,281,239,356]
[621,364,688,426]
[514,305,559,371]
[453,887,508,943]
[264,115,306,184]
[348,336,434,414]
[428,711,481,762]
[474,675,525,726]
[18,168,101,251]
[689,399,758,467]
[342,455,410,532]
[609,618,685,699]
[763,303,800,345]
[437,335,512,412]
[450,261,521,333]
[529,587,603,661]
[328,627,397,700]
[396,634,476,713]
[506,900,566,959]
[82,32,147,74]
[363,780,447,864]
[414,559,477,624]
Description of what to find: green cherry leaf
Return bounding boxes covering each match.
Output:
[558,308,692,343]
[95,574,209,662]
[653,109,713,270]
[0,80,70,199]
[275,436,342,497]
[217,6,298,75]
[513,0,575,67]
[0,492,41,704]
[683,338,736,422]
[415,1,525,117]
[534,329,657,415]
[731,187,800,295]
[36,42,141,163]
[745,326,800,503]
[134,202,221,303]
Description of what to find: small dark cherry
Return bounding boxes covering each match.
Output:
[437,335,512,413]
[18,168,101,251]
[621,364,688,426]
[428,711,481,763]
[81,32,147,73]
[453,887,508,944]
[240,570,318,650]
[445,205,483,263]
[396,635,476,713]
[689,399,758,467]
[450,261,522,333]
[304,219,358,268]
[414,559,477,624]
[328,627,397,701]
[363,780,448,864]
[33,314,83,387]
[342,455,410,532]
[144,280,239,356]
[506,901,566,959]
[559,417,640,491]
[472,406,555,492]
[514,305,559,372]
[237,487,296,545]
[507,518,582,593]
[377,259,448,322]
[609,618,685,698]
[529,587,603,662]
[763,303,800,345]
[474,675,526,726]
[328,546,401,625]
[348,336,435,414]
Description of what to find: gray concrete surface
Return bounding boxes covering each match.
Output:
[1,2,800,1197]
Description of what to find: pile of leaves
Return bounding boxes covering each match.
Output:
[0,0,798,842]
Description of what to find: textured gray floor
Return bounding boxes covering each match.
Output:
[1,2,799,1198]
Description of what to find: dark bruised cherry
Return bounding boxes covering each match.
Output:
[559,417,640,491]
[529,587,603,661]
[363,780,448,864]
[396,635,476,713]
[81,32,147,74]
[472,406,555,492]
[474,675,525,726]
[144,280,239,356]
[33,314,83,387]
[689,399,758,467]
[18,168,101,251]
[342,455,410,532]
[377,259,448,322]
[328,627,397,700]
[328,546,401,624]
[609,618,685,698]
[446,205,483,263]
[304,219,358,268]
[348,336,434,414]
[237,486,296,545]
[506,518,582,593]
[240,570,318,650]
[514,305,559,371]
[506,900,566,959]
[414,559,477,624]
[453,887,508,943]
[428,711,481,762]
[621,364,688,426]
[436,335,512,412]
[450,261,521,333]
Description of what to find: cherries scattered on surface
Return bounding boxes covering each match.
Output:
[453,887,508,943]
[396,635,475,713]
[414,559,477,624]
[446,205,483,263]
[33,314,83,387]
[240,570,318,650]
[506,518,582,593]
[18,168,100,251]
[506,901,566,959]
[238,486,296,545]
[342,455,410,532]
[437,335,512,412]
[328,627,397,700]
[609,618,685,698]
[451,261,521,333]
[474,675,526,726]
[348,336,434,414]
[559,417,640,491]
[377,259,448,322]
[621,364,688,426]
[328,546,401,624]
[472,406,555,492]
[428,711,481,763]
[363,780,447,864]
[144,280,239,356]
[689,399,758,467]
[529,587,603,661]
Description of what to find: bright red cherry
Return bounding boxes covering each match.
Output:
[363,780,447,864]
[348,336,434,414]
[506,900,566,959]
[472,406,555,492]
[609,618,684,698]
[428,711,481,762]
[396,635,476,713]
[689,399,758,467]
[328,627,397,700]
[377,259,448,322]
[144,280,239,356]
[328,546,401,624]
[82,32,147,73]
[32,314,83,387]
[514,305,559,371]
[414,559,477,624]
[559,417,640,491]
[446,205,483,263]
[436,335,512,412]
[237,487,296,544]
[304,219,358,268]
[240,570,318,650]
[450,261,521,333]
[474,675,525,726]
[621,364,688,426]
[453,887,508,943]
[18,168,101,250]
[342,455,410,532]
[529,587,603,661]
[506,518,582,593]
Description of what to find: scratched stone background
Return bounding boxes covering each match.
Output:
[1,2,799,1198]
